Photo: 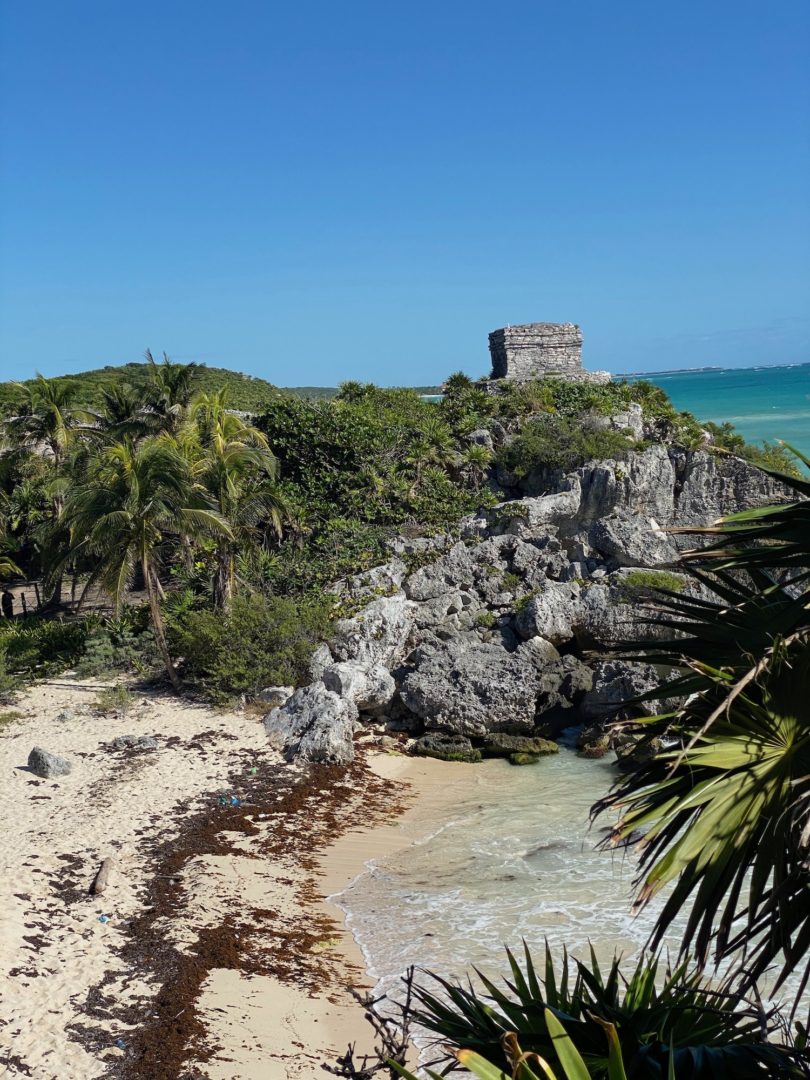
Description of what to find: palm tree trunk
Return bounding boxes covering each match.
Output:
[143,559,181,692]
[213,548,234,611]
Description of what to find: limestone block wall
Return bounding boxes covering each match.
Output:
[488,323,584,380]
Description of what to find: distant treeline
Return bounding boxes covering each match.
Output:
[0,362,443,412]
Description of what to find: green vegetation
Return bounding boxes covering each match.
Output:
[167,592,333,703]
[0,709,24,731]
[0,359,444,412]
[409,943,805,1078]
[491,376,799,478]
[621,569,685,593]
[497,414,638,478]
[93,685,135,715]
[476,610,497,628]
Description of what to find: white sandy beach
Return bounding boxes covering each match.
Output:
[0,676,473,1080]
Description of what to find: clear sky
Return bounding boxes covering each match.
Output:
[1,1,808,385]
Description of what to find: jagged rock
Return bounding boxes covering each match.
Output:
[322,661,396,710]
[110,735,158,750]
[405,542,477,601]
[608,403,644,438]
[573,581,637,650]
[331,592,413,667]
[332,559,407,602]
[613,730,666,768]
[399,640,541,737]
[263,684,357,765]
[412,732,481,763]
[468,428,494,450]
[511,536,569,587]
[481,733,558,757]
[674,450,791,526]
[516,636,561,669]
[308,643,334,682]
[509,752,542,766]
[256,686,295,708]
[512,481,582,529]
[27,746,72,778]
[589,514,678,568]
[514,583,581,644]
[578,660,663,721]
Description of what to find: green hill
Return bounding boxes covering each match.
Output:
[0,363,443,412]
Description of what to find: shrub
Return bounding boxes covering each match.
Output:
[497,413,638,479]
[75,611,158,677]
[501,571,522,592]
[0,617,87,677]
[167,593,334,702]
[93,685,135,716]
[475,610,496,629]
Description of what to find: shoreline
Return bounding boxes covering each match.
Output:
[194,751,481,1079]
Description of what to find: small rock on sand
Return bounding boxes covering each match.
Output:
[27,746,72,778]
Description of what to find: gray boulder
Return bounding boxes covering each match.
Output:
[514,583,581,644]
[405,542,477,601]
[608,403,644,438]
[481,733,558,757]
[308,643,335,682]
[27,746,72,778]
[412,732,481,763]
[322,661,396,710]
[399,640,541,737]
[263,684,357,765]
[331,592,414,667]
[467,428,494,451]
[589,514,678,568]
[255,685,295,708]
[578,660,663,721]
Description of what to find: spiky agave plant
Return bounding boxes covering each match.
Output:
[407,943,806,1079]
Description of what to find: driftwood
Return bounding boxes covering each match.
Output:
[322,967,416,1078]
[90,857,115,896]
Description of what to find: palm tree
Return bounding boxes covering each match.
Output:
[4,375,94,604]
[96,381,153,441]
[187,390,287,608]
[142,350,200,436]
[62,437,231,690]
[4,374,94,469]
[595,448,810,1002]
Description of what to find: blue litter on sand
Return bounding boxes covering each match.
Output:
[230,796,241,806]
[115,1039,126,1049]
[98,915,109,924]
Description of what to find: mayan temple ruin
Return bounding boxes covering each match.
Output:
[487,322,610,383]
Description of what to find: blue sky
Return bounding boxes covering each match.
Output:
[1,1,808,384]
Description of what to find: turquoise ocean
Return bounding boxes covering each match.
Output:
[624,361,810,458]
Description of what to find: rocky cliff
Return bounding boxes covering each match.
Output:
[263,435,790,766]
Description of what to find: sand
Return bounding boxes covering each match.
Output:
[0,677,473,1079]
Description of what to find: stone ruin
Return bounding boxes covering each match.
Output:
[487,323,610,384]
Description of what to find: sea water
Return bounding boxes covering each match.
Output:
[624,362,810,458]
[334,755,687,1019]
[333,751,805,1058]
